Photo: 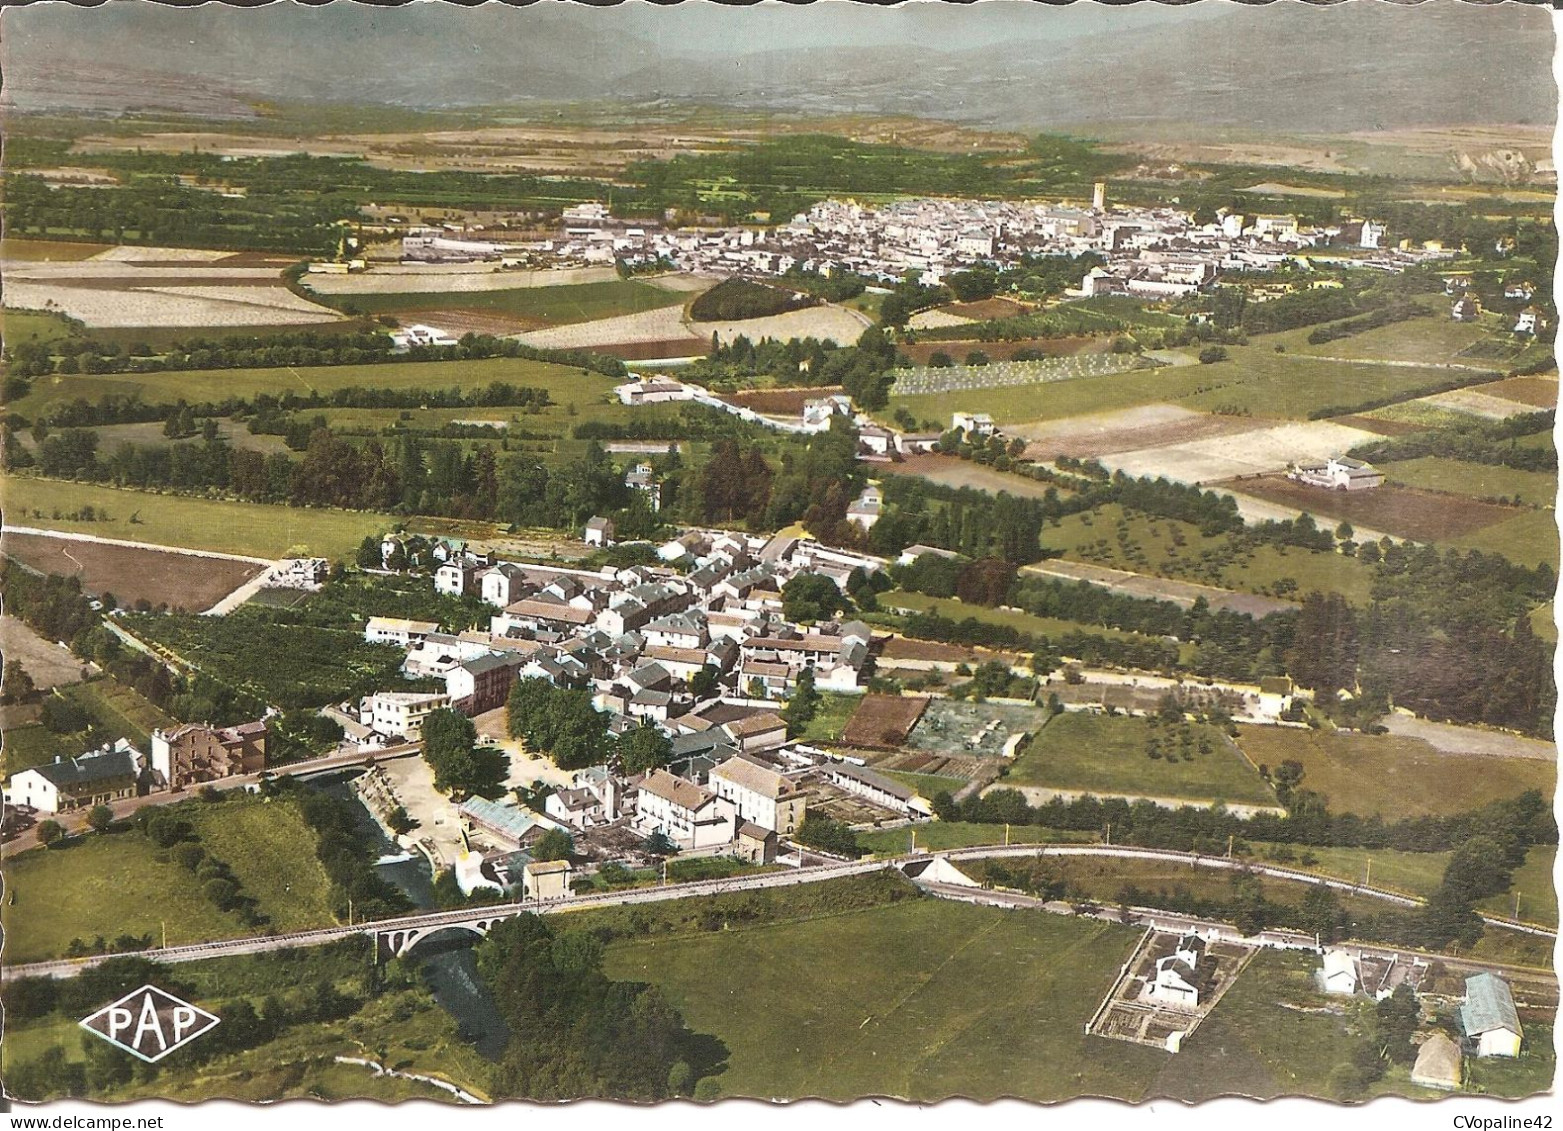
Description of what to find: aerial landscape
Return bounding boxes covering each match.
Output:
[0,0,1556,1112]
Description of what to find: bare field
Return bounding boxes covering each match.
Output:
[1099,419,1383,484]
[515,303,695,348]
[1222,475,1518,542]
[301,265,619,295]
[0,532,265,611]
[1327,414,1429,437]
[1420,388,1538,420]
[1021,560,1296,617]
[0,616,88,691]
[694,304,871,347]
[1,282,342,328]
[728,386,846,414]
[907,308,974,330]
[1474,376,1558,409]
[893,455,1066,500]
[1010,404,1260,460]
[842,695,930,750]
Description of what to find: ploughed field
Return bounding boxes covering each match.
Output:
[1220,474,1525,543]
[0,531,265,611]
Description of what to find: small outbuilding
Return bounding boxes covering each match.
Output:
[1461,972,1523,1058]
[1411,1031,1463,1091]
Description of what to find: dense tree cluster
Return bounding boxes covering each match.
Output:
[1349,411,1555,474]
[476,914,709,1100]
[690,277,817,321]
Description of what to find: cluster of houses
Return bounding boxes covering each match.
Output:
[352,527,943,864]
[1319,948,1528,1091]
[4,719,271,814]
[1445,272,1549,335]
[386,188,1440,301]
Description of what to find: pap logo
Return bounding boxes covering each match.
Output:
[79,984,220,1062]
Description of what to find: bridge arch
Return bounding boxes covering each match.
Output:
[377,916,511,961]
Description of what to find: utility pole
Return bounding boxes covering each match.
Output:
[161,920,167,950]
[1515,892,1522,919]
[1005,823,1010,847]
[1226,834,1233,859]
[1105,822,1111,846]
[1365,859,1371,889]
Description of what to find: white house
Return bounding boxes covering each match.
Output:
[6,742,143,813]
[478,563,529,608]
[1146,934,1213,1008]
[951,411,996,438]
[389,324,459,351]
[1320,949,1359,996]
[584,516,616,547]
[633,769,736,849]
[434,561,478,597]
[1288,456,1384,492]
[364,616,440,647]
[363,691,451,740]
[1514,307,1542,336]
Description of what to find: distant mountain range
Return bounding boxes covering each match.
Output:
[1,0,1553,134]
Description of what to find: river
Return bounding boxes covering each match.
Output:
[312,771,511,1062]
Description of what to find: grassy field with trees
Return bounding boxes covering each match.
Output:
[1005,711,1278,807]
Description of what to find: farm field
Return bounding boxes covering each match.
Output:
[897,335,1097,366]
[1448,507,1559,568]
[795,692,859,746]
[1473,375,1558,409]
[1222,474,1520,543]
[3,279,343,329]
[1101,419,1384,484]
[888,352,1143,398]
[1009,403,1260,461]
[1421,387,1539,420]
[1232,727,1556,821]
[11,355,608,420]
[882,768,969,798]
[888,363,1216,427]
[889,455,1072,500]
[1381,456,1557,505]
[312,278,688,330]
[0,796,336,963]
[0,615,85,692]
[299,264,619,294]
[1005,711,1278,808]
[14,418,294,459]
[0,531,265,610]
[1476,845,1557,926]
[1045,503,1376,605]
[1,238,113,261]
[1175,349,1487,419]
[0,477,391,560]
[601,897,1167,1102]
[1289,311,1502,366]
[516,301,868,350]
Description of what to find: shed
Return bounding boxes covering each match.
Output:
[1411,1032,1463,1091]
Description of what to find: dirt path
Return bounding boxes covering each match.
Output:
[1021,559,1297,618]
[1382,713,1556,762]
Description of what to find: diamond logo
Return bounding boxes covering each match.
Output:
[79,984,220,1063]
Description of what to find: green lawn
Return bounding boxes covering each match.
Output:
[1476,845,1557,927]
[1047,503,1377,604]
[1382,457,1557,506]
[881,769,969,798]
[1290,308,1502,367]
[12,356,611,420]
[1,476,393,559]
[602,897,1167,1102]
[312,279,686,324]
[1006,711,1278,807]
[0,796,337,962]
[1234,727,1556,821]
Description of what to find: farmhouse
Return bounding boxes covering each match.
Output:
[1288,455,1384,491]
[615,378,692,406]
[389,324,459,351]
[1514,307,1542,336]
[6,742,144,813]
[1461,972,1523,1058]
[952,411,997,438]
[150,719,268,789]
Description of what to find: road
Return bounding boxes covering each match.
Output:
[6,842,1551,981]
[1,743,420,855]
[2,525,273,566]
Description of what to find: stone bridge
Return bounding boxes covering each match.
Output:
[376,912,516,961]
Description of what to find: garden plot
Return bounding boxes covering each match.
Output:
[1099,419,1382,485]
[905,699,1043,760]
[891,352,1144,397]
